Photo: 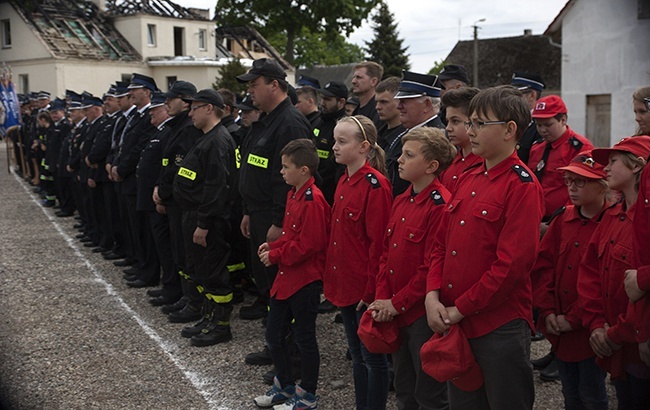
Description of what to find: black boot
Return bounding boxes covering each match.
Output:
[191,303,233,347]
[181,300,213,338]
[531,350,555,370]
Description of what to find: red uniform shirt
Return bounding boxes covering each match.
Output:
[528,127,593,218]
[376,179,451,328]
[324,163,393,307]
[269,177,331,300]
[439,150,482,194]
[578,203,642,378]
[532,204,611,362]
[633,165,650,342]
[427,152,544,338]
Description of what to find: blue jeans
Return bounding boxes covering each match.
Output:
[265,281,320,393]
[339,304,389,410]
[612,371,650,410]
[556,357,608,410]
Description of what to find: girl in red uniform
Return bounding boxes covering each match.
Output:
[578,136,650,409]
[324,115,393,410]
[532,151,612,409]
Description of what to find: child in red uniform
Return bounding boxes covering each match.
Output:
[439,87,482,194]
[578,136,650,410]
[425,86,543,410]
[369,127,454,409]
[528,95,594,222]
[254,139,331,409]
[532,151,611,410]
[324,115,393,410]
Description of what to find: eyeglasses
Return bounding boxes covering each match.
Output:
[190,104,209,112]
[464,120,507,131]
[563,176,587,188]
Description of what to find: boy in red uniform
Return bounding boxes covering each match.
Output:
[438,87,482,194]
[532,151,611,409]
[528,95,593,222]
[425,86,544,409]
[254,139,331,409]
[369,127,455,409]
[578,136,650,409]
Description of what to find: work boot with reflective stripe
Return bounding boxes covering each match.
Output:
[181,300,213,338]
[190,304,233,347]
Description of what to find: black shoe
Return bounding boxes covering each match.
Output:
[113,259,134,267]
[531,330,546,342]
[190,324,232,347]
[126,279,156,289]
[232,289,245,304]
[263,368,276,385]
[83,242,99,248]
[150,295,180,307]
[181,314,211,338]
[539,360,560,382]
[334,313,343,323]
[345,348,352,361]
[103,253,125,261]
[41,199,55,208]
[74,216,82,221]
[55,211,74,217]
[73,223,85,229]
[147,288,164,298]
[75,233,86,239]
[92,247,108,253]
[123,274,138,281]
[162,297,187,314]
[168,303,202,323]
[123,267,139,275]
[79,236,93,243]
[239,297,268,320]
[317,299,337,314]
[245,346,273,366]
[531,351,555,370]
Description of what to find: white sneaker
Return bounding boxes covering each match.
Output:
[273,385,319,410]
[254,376,295,408]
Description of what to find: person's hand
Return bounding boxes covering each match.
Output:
[155,204,166,215]
[446,306,464,324]
[240,215,250,239]
[152,186,162,205]
[87,178,96,188]
[259,250,271,267]
[539,222,549,239]
[425,291,451,334]
[266,224,282,242]
[66,164,73,173]
[368,299,398,322]
[356,300,369,311]
[193,227,208,247]
[624,269,645,302]
[258,242,270,255]
[85,156,92,168]
[556,315,573,333]
[111,166,122,182]
[590,327,613,358]
[545,313,560,335]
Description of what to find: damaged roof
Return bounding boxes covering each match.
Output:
[7,0,141,61]
[105,0,209,20]
[216,26,293,71]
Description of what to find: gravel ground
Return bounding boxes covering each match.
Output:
[0,141,616,409]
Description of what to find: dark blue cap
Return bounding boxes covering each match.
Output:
[395,71,441,99]
[49,98,66,111]
[37,91,51,100]
[319,81,348,99]
[235,94,256,111]
[150,91,167,108]
[438,64,470,85]
[128,73,157,91]
[511,72,545,93]
[297,74,320,89]
[82,95,103,108]
[115,81,130,97]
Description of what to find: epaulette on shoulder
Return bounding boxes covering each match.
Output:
[568,136,584,150]
[305,187,314,201]
[466,162,482,172]
[365,172,381,189]
[430,190,446,205]
[546,206,566,225]
[511,164,533,182]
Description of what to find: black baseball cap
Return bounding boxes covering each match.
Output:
[318,81,348,99]
[438,64,470,85]
[186,89,225,109]
[235,94,256,111]
[163,80,197,99]
[236,58,287,83]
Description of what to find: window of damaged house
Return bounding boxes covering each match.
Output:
[147,24,156,46]
[174,27,185,56]
[1,19,11,48]
[198,29,207,51]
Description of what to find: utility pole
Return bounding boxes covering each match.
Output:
[472,18,485,87]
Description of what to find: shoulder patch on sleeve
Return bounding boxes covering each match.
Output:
[365,172,381,189]
[546,206,566,225]
[305,187,314,201]
[430,190,446,205]
[511,165,533,182]
[568,136,583,150]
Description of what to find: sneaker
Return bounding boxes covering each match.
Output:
[240,297,268,320]
[273,385,318,410]
[254,377,295,408]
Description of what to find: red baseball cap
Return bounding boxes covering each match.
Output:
[592,135,650,165]
[357,310,401,354]
[558,150,607,179]
[420,325,484,391]
[532,95,567,119]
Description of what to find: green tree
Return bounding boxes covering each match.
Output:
[215,0,378,65]
[213,58,248,97]
[364,1,410,78]
[266,28,364,68]
[428,59,447,76]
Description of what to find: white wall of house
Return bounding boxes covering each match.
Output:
[0,3,51,62]
[113,15,215,60]
[560,0,650,145]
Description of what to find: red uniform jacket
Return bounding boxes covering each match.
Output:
[578,203,643,378]
[439,150,482,194]
[532,204,611,362]
[427,152,544,338]
[324,163,393,307]
[633,165,650,342]
[269,177,331,300]
[376,179,451,328]
[528,127,593,218]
